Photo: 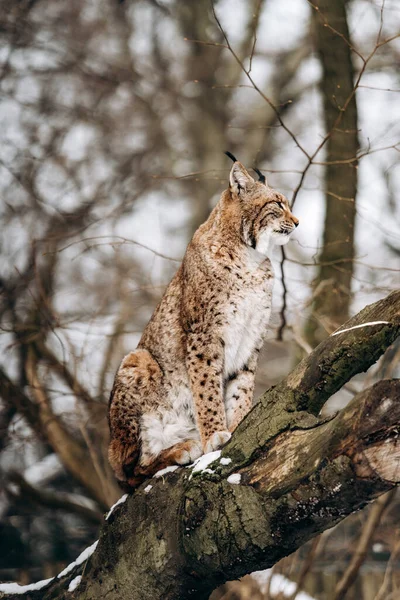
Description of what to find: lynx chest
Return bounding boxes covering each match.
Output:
[223,264,273,378]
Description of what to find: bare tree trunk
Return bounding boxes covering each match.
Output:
[177,0,269,235]
[306,0,359,345]
[1,291,399,600]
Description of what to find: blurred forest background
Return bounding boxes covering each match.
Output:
[0,0,399,598]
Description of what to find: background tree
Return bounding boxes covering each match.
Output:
[305,0,359,346]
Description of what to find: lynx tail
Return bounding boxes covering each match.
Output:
[108,438,144,491]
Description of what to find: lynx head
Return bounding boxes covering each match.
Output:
[228,160,299,255]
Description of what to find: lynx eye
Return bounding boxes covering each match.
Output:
[275,201,284,210]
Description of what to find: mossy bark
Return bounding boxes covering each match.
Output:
[1,292,399,600]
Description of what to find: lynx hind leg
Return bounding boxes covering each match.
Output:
[108,349,162,489]
[136,439,203,478]
[139,406,203,474]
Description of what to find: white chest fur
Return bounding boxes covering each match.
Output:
[223,272,273,377]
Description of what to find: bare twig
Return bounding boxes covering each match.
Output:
[8,472,103,525]
[334,490,396,600]
[277,246,288,341]
[211,3,311,161]
[375,532,400,600]
[287,537,322,600]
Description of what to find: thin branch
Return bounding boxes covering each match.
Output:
[334,490,396,600]
[8,472,103,525]
[277,246,288,341]
[287,536,322,600]
[52,235,181,263]
[375,532,400,600]
[211,3,311,161]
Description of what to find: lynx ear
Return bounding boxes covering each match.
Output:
[229,162,255,196]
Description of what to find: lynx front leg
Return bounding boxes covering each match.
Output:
[186,334,231,453]
[225,352,258,432]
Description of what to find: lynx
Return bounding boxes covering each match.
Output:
[108,156,299,488]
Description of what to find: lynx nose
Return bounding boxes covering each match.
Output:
[292,216,299,228]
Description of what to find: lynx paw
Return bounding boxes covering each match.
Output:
[175,440,203,465]
[204,430,231,454]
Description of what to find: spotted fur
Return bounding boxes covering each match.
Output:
[108,161,299,488]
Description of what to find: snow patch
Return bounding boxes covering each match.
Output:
[0,541,98,593]
[105,494,128,520]
[68,575,82,592]
[252,569,317,599]
[380,397,393,412]
[0,578,53,595]
[144,484,153,493]
[331,321,389,336]
[24,453,63,485]
[63,493,99,513]
[227,473,241,485]
[220,457,232,465]
[57,540,98,579]
[154,465,179,478]
[191,450,221,475]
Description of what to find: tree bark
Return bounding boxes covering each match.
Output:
[1,291,399,600]
[306,0,359,345]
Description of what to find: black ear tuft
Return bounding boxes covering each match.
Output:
[253,167,266,185]
[225,151,238,163]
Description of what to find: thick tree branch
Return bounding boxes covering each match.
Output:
[1,292,399,600]
[7,473,104,525]
[0,363,113,510]
[35,340,100,409]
